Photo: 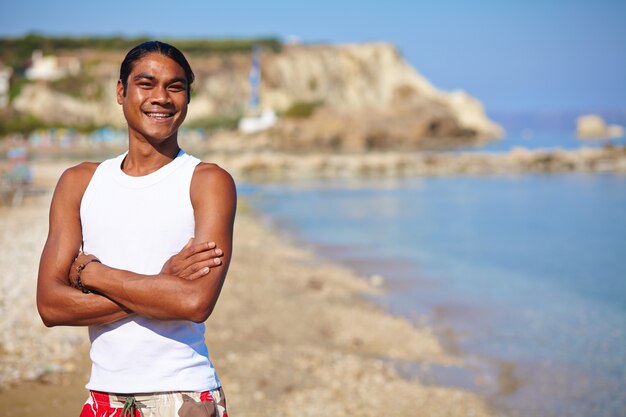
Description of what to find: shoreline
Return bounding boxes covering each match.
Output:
[241,173,626,417]
[0,161,495,417]
[248,207,524,408]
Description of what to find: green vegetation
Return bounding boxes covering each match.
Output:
[49,73,103,100]
[8,74,28,102]
[283,100,323,118]
[185,114,241,132]
[0,34,281,137]
[0,112,46,136]
[0,110,105,137]
[172,38,282,54]
[0,33,282,69]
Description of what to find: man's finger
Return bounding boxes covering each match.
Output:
[186,248,224,265]
[185,241,217,257]
[183,266,211,281]
[172,250,222,278]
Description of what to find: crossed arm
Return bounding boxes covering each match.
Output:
[36,162,236,327]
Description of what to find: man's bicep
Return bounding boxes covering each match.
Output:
[192,166,237,251]
[185,166,236,320]
[37,164,135,326]
[39,169,85,286]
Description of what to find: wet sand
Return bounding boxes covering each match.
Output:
[0,161,494,417]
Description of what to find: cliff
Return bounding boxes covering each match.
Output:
[10,43,503,150]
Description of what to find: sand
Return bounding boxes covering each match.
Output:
[0,161,494,417]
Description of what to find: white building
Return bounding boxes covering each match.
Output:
[238,109,278,134]
[0,64,12,108]
[25,50,80,81]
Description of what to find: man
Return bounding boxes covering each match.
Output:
[36,41,236,417]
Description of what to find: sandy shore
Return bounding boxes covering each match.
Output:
[0,161,494,417]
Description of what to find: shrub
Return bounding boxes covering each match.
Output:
[284,101,323,118]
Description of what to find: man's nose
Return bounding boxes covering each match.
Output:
[150,86,171,104]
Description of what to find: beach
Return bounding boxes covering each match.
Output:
[0,161,493,417]
[243,173,626,417]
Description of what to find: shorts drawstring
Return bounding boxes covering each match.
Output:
[122,394,143,417]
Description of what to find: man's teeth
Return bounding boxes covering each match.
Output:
[146,112,172,117]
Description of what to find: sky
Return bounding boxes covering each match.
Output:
[1,0,625,115]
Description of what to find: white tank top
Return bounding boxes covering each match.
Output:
[80,150,221,393]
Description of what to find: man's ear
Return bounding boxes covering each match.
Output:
[116,80,124,105]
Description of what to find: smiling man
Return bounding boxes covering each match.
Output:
[36,41,235,417]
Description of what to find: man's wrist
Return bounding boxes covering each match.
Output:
[76,258,101,293]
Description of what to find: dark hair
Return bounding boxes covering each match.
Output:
[119,41,195,103]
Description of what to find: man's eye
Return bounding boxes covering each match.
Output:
[169,85,185,92]
[138,82,152,88]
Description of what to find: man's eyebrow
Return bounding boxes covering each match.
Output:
[169,77,188,85]
[132,73,187,85]
[133,73,155,81]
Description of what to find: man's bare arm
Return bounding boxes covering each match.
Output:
[37,164,226,327]
[189,163,236,320]
[78,164,236,323]
[37,163,132,327]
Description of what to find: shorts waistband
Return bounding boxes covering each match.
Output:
[89,390,216,407]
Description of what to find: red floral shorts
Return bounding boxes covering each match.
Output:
[79,387,227,417]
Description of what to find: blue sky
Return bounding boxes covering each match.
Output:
[2,0,625,114]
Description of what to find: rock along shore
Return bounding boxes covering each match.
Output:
[206,145,626,181]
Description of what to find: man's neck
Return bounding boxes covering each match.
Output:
[123,136,181,177]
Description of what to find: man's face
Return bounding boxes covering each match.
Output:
[117,53,189,144]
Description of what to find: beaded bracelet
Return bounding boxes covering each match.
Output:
[75,258,101,294]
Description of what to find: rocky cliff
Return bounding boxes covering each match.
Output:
[11,43,502,150]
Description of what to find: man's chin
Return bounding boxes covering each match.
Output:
[134,129,179,145]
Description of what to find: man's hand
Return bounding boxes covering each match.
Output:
[161,238,224,280]
[69,252,100,289]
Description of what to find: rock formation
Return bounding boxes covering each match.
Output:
[10,43,503,150]
[576,114,625,139]
[237,43,503,151]
[202,144,626,181]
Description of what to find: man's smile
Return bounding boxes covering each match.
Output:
[143,111,175,120]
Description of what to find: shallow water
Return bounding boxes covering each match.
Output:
[242,172,626,417]
[459,127,626,153]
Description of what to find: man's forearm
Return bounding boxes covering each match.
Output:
[37,280,132,327]
[81,262,223,322]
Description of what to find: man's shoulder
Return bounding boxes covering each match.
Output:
[190,162,236,201]
[63,161,101,178]
[193,162,235,185]
[55,161,101,198]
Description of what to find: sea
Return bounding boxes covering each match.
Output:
[240,128,626,417]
